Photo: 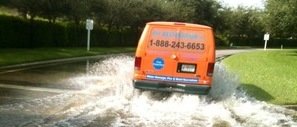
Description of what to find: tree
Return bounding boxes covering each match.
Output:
[265,0,297,37]
[38,0,67,23]
[159,0,194,22]
[177,0,220,26]
[10,0,43,21]
[64,0,91,25]
[0,0,10,6]
[102,0,137,30]
[218,7,265,38]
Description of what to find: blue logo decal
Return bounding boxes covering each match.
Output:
[153,58,164,70]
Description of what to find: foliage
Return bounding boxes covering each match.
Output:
[184,0,220,26]
[6,0,220,28]
[219,7,265,38]
[0,0,10,6]
[265,0,297,38]
[2,0,297,47]
[0,15,137,48]
[10,0,43,20]
[228,37,297,47]
[38,0,67,23]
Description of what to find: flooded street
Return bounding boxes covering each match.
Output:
[0,54,296,127]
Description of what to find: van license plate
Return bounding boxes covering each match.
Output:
[181,64,196,73]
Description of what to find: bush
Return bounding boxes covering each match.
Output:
[0,15,139,48]
[215,35,230,46]
[228,37,297,47]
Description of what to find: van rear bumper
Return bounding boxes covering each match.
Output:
[133,80,211,95]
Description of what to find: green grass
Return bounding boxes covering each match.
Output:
[223,49,297,105]
[0,47,135,67]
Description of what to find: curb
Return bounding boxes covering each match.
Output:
[0,53,133,72]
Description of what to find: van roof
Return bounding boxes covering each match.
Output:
[147,22,212,29]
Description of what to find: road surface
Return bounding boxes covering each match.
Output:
[0,49,296,127]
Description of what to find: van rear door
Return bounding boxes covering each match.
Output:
[172,28,208,84]
[142,25,208,84]
[141,26,178,82]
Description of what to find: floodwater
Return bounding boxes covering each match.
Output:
[0,55,296,127]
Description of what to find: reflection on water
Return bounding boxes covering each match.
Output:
[0,55,296,127]
[0,58,103,90]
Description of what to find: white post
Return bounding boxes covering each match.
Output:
[281,45,283,50]
[263,33,270,51]
[264,40,268,50]
[86,19,93,52]
[87,30,90,51]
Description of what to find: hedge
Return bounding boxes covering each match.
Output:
[1,15,297,48]
[0,15,139,48]
[228,37,297,47]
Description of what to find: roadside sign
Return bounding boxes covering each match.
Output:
[86,19,93,30]
[86,19,94,51]
[264,33,269,50]
[264,33,269,41]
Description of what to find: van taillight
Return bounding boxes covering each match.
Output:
[207,63,215,77]
[134,57,142,70]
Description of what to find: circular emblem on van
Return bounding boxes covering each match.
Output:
[153,58,164,70]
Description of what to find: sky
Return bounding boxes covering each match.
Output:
[218,0,265,9]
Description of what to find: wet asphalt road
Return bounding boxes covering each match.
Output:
[2,49,295,127]
[0,58,102,105]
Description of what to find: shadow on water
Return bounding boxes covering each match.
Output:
[0,79,74,89]
[242,84,274,102]
[0,111,45,127]
[145,91,173,101]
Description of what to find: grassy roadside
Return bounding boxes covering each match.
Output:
[0,47,135,67]
[223,49,297,105]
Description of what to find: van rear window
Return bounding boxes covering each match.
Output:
[148,28,206,52]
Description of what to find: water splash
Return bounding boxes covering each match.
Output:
[209,63,240,100]
[107,56,297,127]
[87,56,297,127]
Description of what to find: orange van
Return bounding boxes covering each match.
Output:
[133,22,215,94]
